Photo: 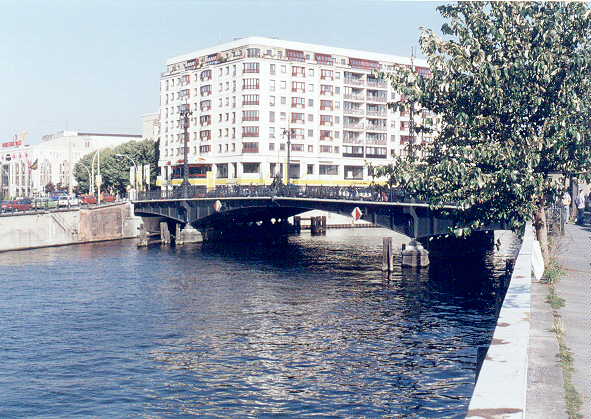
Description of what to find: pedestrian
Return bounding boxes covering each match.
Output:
[575,189,587,225]
[561,191,571,224]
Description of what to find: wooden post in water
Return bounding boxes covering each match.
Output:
[382,237,393,271]
[138,224,148,247]
[160,222,171,246]
[293,216,301,233]
[175,223,183,246]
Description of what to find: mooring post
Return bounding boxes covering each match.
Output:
[401,239,430,267]
[382,237,393,271]
[175,223,183,246]
[294,216,301,233]
[137,223,148,247]
[160,222,171,246]
[320,215,327,233]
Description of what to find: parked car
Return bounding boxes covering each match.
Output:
[12,199,32,211]
[102,194,116,202]
[57,196,79,208]
[80,194,97,205]
[1,200,13,213]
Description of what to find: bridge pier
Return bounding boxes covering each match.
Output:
[401,240,430,267]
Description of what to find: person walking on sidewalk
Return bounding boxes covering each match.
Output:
[562,191,572,224]
[575,189,587,225]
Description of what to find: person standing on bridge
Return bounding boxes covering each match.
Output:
[562,191,572,224]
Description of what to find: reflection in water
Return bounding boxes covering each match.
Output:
[0,229,516,417]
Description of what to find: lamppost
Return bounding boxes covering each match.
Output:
[90,150,102,204]
[180,105,192,198]
[115,154,138,199]
[282,128,292,185]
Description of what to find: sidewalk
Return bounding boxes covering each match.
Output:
[555,222,591,417]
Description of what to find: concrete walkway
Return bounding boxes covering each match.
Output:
[526,278,567,418]
[555,222,591,417]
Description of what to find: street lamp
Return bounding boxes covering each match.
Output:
[282,128,292,185]
[90,150,102,204]
[180,105,192,198]
[115,153,138,199]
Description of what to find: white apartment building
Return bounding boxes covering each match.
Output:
[159,37,436,187]
[0,131,141,198]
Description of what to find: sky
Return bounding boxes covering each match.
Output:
[0,0,446,144]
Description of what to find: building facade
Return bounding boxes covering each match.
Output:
[0,131,141,198]
[159,37,437,187]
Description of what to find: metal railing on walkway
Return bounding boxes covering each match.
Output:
[136,185,417,204]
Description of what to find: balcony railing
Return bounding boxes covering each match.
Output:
[366,125,387,132]
[344,77,365,86]
[344,94,365,101]
[320,121,333,126]
[343,122,364,129]
[366,110,387,117]
[367,79,387,88]
[366,95,387,103]
[343,107,364,115]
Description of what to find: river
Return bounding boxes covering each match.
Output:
[0,228,516,417]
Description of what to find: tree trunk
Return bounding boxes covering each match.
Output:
[534,205,549,262]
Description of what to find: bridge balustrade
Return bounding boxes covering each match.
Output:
[137,185,415,203]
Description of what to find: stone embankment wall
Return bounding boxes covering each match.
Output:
[0,203,141,252]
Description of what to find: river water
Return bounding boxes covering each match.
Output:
[0,229,515,418]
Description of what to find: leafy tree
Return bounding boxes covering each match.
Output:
[44,182,55,194]
[73,139,159,196]
[376,2,591,259]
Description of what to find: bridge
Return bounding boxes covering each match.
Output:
[133,185,466,239]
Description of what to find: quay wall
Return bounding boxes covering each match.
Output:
[467,223,540,418]
[0,203,141,252]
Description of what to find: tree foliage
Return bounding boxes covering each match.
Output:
[376,2,591,238]
[73,139,159,196]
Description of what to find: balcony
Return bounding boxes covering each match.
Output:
[292,88,305,93]
[320,90,334,96]
[366,109,387,117]
[344,77,365,86]
[367,79,388,88]
[343,122,364,130]
[344,93,365,101]
[320,121,333,126]
[344,107,364,116]
[343,152,364,158]
[366,95,387,103]
[366,124,387,132]
[291,103,305,109]
[320,136,333,141]
[365,152,387,159]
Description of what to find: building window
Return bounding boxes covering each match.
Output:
[243,78,259,89]
[319,164,338,175]
[281,65,286,73]
[344,165,363,179]
[281,96,286,105]
[270,64,276,74]
[242,162,260,173]
[320,145,333,153]
[307,145,313,152]
[291,82,305,93]
[242,110,259,121]
[307,164,314,175]
[308,114,314,122]
[290,144,304,152]
[270,127,275,138]
[269,143,275,151]
[269,111,275,122]
[217,163,228,178]
[199,145,211,153]
[292,66,305,77]
[308,98,314,107]
[243,62,260,73]
[242,94,259,105]
[242,126,259,137]
[291,97,305,108]
[321,69,333,80]
[270,80,276,91]
[270,96,276,106]
[308,129,313,137]
[247,48,260,57]
[242,142,259,153]
[280,80,287,90]
[291,112,304,123]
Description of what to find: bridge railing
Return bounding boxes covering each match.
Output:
[136,185,417,203]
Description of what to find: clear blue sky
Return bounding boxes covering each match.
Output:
[0,0,445,144]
